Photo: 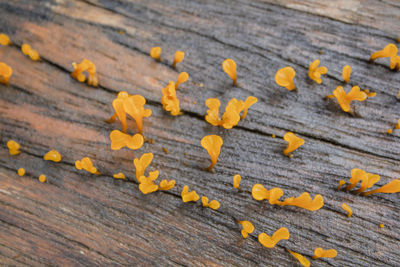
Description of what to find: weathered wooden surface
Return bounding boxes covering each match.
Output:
[0,0,399,266]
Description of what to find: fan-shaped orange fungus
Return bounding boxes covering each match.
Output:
[332,86,367,113]
[172,50,184,68]
[75,157,99,174]
[7,140,21,155]
[258,227,290,248]
[0,33,10,45]
[281,192,324,211]
[275,67,296,91]
[308,59,327,84]
[237,220,254,238]
[21,44,40,61]
[107,91,130,132]
[175,72,189,89]
[123,94,152,133]
[150,47,161,60]
[43,150,62,162]
[181,185,200,202]
[370,44,398,69]
[251,184,284,205]
[201,135,223,172]
[233,174,241,190]
[288,250,310,267]
[110,130,144,150]
[363,179,400,196]
[342,65,351,83]
[161,81,181,116]
[71,59,98,86]
[222,59,237,85]
[113,172,126,179]
[134,153,155,181]
[159,179,175,191]
[312,248,337,259]
[0,62,12,85]
[17,168,25,176]
[39,174,46,183]
[342,203,352,217]
[138,172,159,194]
[343,168,380,193]
[201,196,220,210]
[241,96,258,119]
[283,132,305,156]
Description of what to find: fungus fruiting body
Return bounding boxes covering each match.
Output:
[238,220,254,238]
[107,91,130,132]
[258,227,290,248]
[161,81,181,116]
[0,33,10,45]
[113,172,126,179]
[71,59,98,86]
[123,95,152,133]
[370,44,399,70]
[159,179,175,191]
[175,72,189,89]
[342,65,351,83]
[39,174,46,183]
[362,179,400,196]
[110,130,144,150]
[275,67,296,90]
[43,150,62,162]
[138,172,159,194]
[172,51,184,68]
[150,47,161,60]
[134,153,156,181]
[201,135,223,172]
[181,185,200,202]
[312,248,337,259]
[0,62,12,84]
[331,86,367,113]
[342,203,352,217]
[7,140,20,155]
[308,59,327,84]
[75,157,99,174]
[17,168,25,176]
[21,44,40,61]
[288,250,310,267]
[337,180,346,190]
[380,224,385,228]
[341,168,380,193]
[281,192,324,211]
[283,132,305,156]
[201,196,220,210]
[222,59,237,85]
[233,174,241,190]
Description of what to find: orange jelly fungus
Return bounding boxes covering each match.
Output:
[107,91,130,132]
[370,44,399,70]
[275,67,296,91]
[71,59,98,86]
[380,224,385,228]
[308,59,327,84]
[288,250,310,267]
[387,129,393,134]
[344,168,380,193]
[113,172,126,179]
[134,153,156,181]
[150,47,162,60]
[283,132,305,156]
[17,168,25,176]
[251,184,284,205]
[281,192,324,211]
[181,185,200,202]
[332,86,367,113]
[39,174,46,183]
[172,51,185,68]
[138,172,159,194]
[7,140,21,155]
[175,72,189,89]
[342,203,352,217]
[337,180,346,190]
[21,44,40,61]
[75,157,99,174]
[363,179,400,196]
[312,248,337,259]
[258,227,290,248]
[0,33,10,45]
[201,196,220,210]
[159,179,175,191]
[238,220,254,238]
[233,174,241,190]
[201,135,223,172]
[342,65,351,83]
[161,81,181,116]
[363,89,376,98]
[43,150,62,162]
[0,62,12,85]
[110,130,144,150]
[123,95,152,133]
[222,59,237,85]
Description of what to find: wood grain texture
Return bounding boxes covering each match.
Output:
[0,0,399,266]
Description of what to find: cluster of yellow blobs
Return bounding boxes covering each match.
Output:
[150,47,185,69]
[181,185,200,202]
[71,59,98,87]
[201,196,220,210]
[387,118,400,134]
[161,81,181,116]
[7,140,21,155]
[205,96,258,129]
[328,85,367,113]
[201,135,223,172]
[237,220,254,238]
[283,132,305,157]
[43,150,62,162]
[308,59,327,84]
[258,227,290,248]
[287,247,337,266]
[21,44,40,61]
[109,130,144,150]
[370,43,400,71]
[75,157,99,174]
[0,62,12,85]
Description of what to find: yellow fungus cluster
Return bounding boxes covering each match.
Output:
[342,65,351,83]
[71,59,98,86]
[39,174,47,183]
[312,248,337,259]
[283,132,305,156]
[288,250,310,267]
[7,140,21,155]
[161,81,181,115]
[0,33,10,45]
[237,220,254,238]
[275,67,296,90]
[17,168,25,176]
[205,96,258,129]
[150,47,162,60]
[43,150,62,162]
[370,44,400,70]
[172,51,185,68]
[308,59,327,84]
[201,135,223,172]
[75,157,99,174]
[362,179,400,196]
[342,203,352,217]
[181,185,200,202]
[201,196,220,210]
[258,227,290,248]
[233,174,241,190]
[110,130,144,150]
[107,92,152,133]
[175,72,189,89]
[21,44,40,61]
[222,59,237,85]
[159,179,175,191]
[330,86,367,113]
[113,172,126,179]
[0,62,12,85]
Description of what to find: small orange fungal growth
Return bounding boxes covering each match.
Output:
[161,81,181,116]
[332,86,367,113]
[39,174,46,183]
[237,220,254,238]
[222,59,237,85]
[7,140,21,155]
[363,89,376,98]
[107,91,130,132]
[172,51,184,68]
[201,135,223,172]
[159,179,175,191]
[123,94,152,133]
[337,180,346,190]
[308,59,327,84]
[281,192,324,211]
[342,203,352,217]
[343,168,380,193]
[113,172,126,179]
[201,196,220,210]
[288,250,310,267]
[17,168,25,176]
[312,248,337,259]
[387,129,393,134]
[379,224,385,228]
[71,59,98,86]
[363,179,400,196]
[138,172,159,194]
[21,44,40,61]
[370,44,398,69]
[241,96,258,119]
[75,157,99,174]
[258,227,290,248]
[342,65,351,83]
[233,174,241,190]
[175,72,189,89]
[134,153,155,181]
[150,47,161,60]
[43,150,62,162]
[181,185,200,202]
[283,132,305,156]
[0,62,12,85]
[0,33,10,45]
[110,130,144,150]
[275,67,296,91]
